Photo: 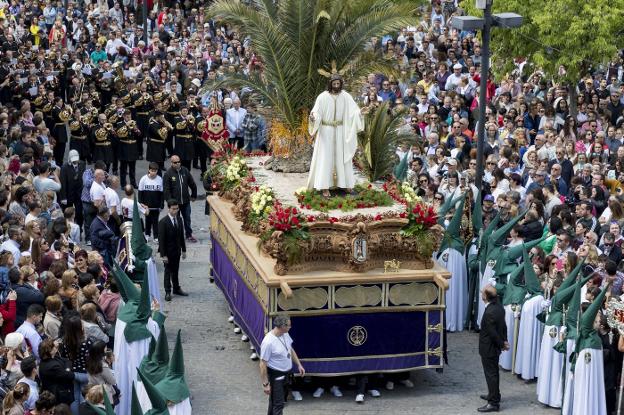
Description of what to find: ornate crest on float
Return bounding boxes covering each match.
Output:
[347,325,367,346]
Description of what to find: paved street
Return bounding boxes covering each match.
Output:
[137,160,556,415]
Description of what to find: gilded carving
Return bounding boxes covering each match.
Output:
[334,285,383,308]
[388,282,438,306]
[277,287,328,311]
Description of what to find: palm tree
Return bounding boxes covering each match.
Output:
[357,101,412,182]
[208,0,417,158]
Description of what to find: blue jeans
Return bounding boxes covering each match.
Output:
[71,372,89,415]
[180,203,193,238]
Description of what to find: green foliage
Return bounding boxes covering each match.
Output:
[295,183,394,212]
[461,0,624,84]
[357,102,413,182]
[208,0,418,133]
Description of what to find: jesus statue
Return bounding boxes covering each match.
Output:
[306,74,364,197]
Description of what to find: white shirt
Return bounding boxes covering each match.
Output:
[90,181,107,207]
[226,107,247,138]
[260,331,293,372]
[0,239,20,263]
[16,321,42,361]
[104,187,120,214]
[120,197,145,219]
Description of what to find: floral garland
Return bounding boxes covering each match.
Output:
[294,184,394,212]
[260,202,310,265]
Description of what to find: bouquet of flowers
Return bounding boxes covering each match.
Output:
[400,181,421,205]
[401,202,438,237]
[249,185,275,225]
[261,202,309,265]
[222,154,248,191]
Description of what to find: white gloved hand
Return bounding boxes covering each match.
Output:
[541,299,552,309]
[488,277,497,287]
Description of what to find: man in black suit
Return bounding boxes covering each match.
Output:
[158,199,188,301]
[59,149,86,237]
[478,285,509,413]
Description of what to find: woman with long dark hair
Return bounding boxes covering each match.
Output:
[86,340,118,405]
[59,313,91,413]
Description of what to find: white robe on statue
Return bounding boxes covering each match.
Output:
[437,248,467,332]
[477,263,495,328]
[537,325,564,408]
[114,318,160,415]
[572,348,606,415]
[499,304,516,370]
[513,294,544,380]
[306,89,363,190]
[561,339,575,415]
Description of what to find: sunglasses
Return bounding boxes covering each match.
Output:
[434,196,443,201]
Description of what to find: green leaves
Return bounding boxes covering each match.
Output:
[208,0,419,133]
[357,102,413,182]
[462,0,624,84]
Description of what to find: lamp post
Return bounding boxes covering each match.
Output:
[450,3,522,191]
[451,2,521,332]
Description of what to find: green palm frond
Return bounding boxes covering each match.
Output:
[208,0,420,134]
[357,101,412,182]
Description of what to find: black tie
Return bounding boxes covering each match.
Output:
[173,217,177,229]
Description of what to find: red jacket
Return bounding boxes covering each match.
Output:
[0,300,17,336]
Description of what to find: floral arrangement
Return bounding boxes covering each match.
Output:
[249,185,275,226]
[400,181,421,205]
[401,202,438,237]
[260,202,309,265]
[222,154,249,191]
[294,183,394,212]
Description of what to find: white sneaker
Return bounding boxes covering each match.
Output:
[250,352,259,360]
[241,335,249,342]
[86,240,92,247]
[355,394,364,403]
[400,379,414,388]
[144,234,150,242]
[250,345,255,350]
[312,387,324,398]
[385,381,394,390]
[368,389,381,397]
[234,327,241,334]
[228,315,235,323]
[330,386,343,397]
[291,391,303,401]
[153,238,158,243]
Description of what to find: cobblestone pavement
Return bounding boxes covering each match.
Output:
[136,160,555,415]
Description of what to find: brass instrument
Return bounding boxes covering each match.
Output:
[176,120,187,130]
[112,61,125,86]
[116,125,129,138]
[197,120,206,132]
[118,221,134,271]
[187,115,195,124]
[59,105,73,122]
[153,92,164,102]
[33,96,44,106]
[43,102,53,113]
[104,122,114,131]
[69,120,81,131]
[158,127,169,140]
[127,120,137,130]
[95,127,108,141]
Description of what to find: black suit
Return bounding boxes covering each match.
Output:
[59,160,86,231]
[158,214,186,293]
[479,299,507,406]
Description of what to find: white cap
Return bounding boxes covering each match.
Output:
[69,149,80,162]
[191,78,201,88]
[453,63,462,70]
[5,332,24,349]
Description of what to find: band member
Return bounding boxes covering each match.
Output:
[165,94,180,157]
[69,108,91,163]
[133,82,152,159]
[174,105,196,170]
[91,113,115,171]
[117,109,141,188]
[109,97,126,175]
[147,106,173,171]
[51,96,70,165]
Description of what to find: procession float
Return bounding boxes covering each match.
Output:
[207,146,450,375]
[205,0,450,375]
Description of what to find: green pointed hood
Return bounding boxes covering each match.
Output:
[140,328,170,384]
[132,195,152,260]
[564,271,588,341]
[577,283,610,351]
[437,191,463,225]
[89,385,115,415]
[113,262,140,304]
[471,189,482,235]
[545,273,593,326]
[394,153,409,181]
[507,236,547,263]
[502,259,527,306]
[487,209,528,252]
[496,236,547,277]
[123,271,153,343]
[137,369,170,415]
[130,195,152,281]
[478,212,501,271]
[558,260,585,293]
[438,192,467,255]
[522,247,542,295]
[131,384,145,415]
[155,330,190,404]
